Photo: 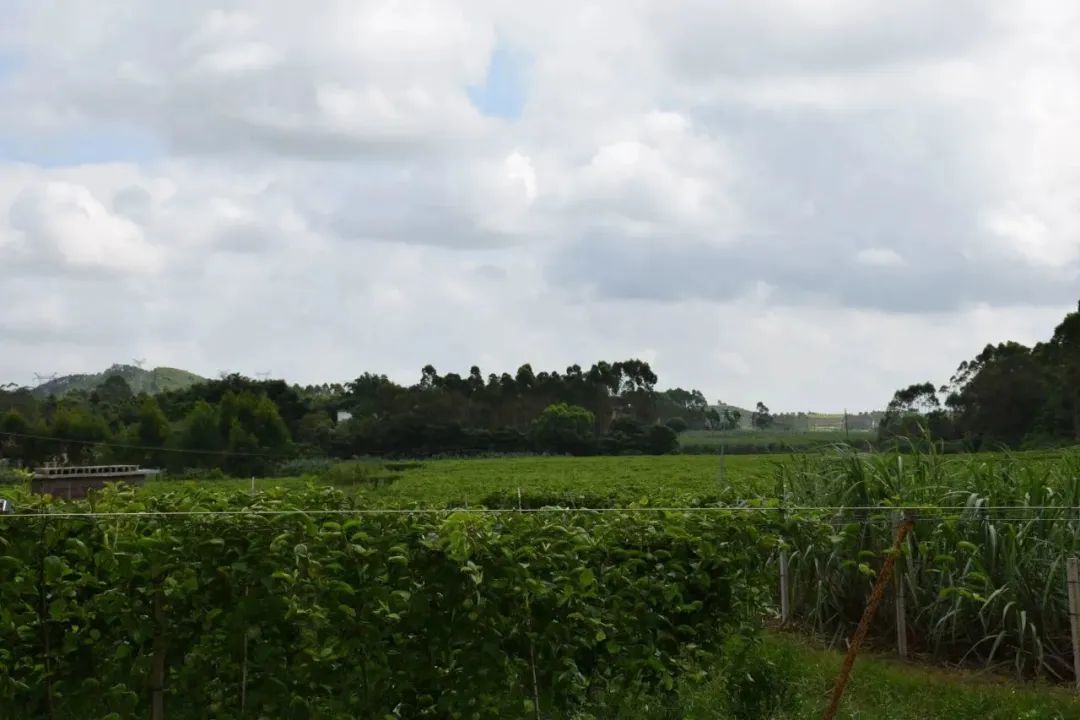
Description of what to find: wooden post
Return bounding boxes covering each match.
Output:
[894,513,908,659]
[151,589,166,720]
[779,548,791,625]
[1067,557,1080,692]
[719,444,726,487]
[241,629,248,715]
[778,469,790,625]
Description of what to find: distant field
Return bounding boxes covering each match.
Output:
[356,454,777,506]
[142,446,1078,507]
[143,453,782,506]
[679,429,877,453]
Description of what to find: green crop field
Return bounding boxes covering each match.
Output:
[352,453,776,506]
[680,429,877,453]
[8,447,1080,718]
[145,453,781,506]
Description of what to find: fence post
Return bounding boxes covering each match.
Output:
[151,588,166,720]
[894,513,907,659]
[778,469,790,625]
[1067,557,1080,692]
[779,544,790,625]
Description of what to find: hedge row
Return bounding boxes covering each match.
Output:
[0,487,772,719]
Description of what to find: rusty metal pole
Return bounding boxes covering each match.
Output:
[822,515,914,720]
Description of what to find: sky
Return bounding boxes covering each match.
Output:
[0,1,1078,412]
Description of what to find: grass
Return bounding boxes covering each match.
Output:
[589,633,1080,719]
[775,634,1080,719]
[655,633,1080,719]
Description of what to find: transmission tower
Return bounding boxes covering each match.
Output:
[33,372,58,385]
[256,371,271,381]
[132,358,147,369]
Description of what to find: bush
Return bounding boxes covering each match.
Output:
[531,403,596,455]
[0,486,772,718]
[321,459,388,487]
[272,456,338,477]
[664,417,689,434]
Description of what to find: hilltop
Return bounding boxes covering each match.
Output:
[31,364,205,397]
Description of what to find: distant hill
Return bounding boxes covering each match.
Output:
[31,364,206,398]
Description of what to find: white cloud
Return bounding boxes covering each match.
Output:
[856,247,906,268]
[8,181,161,273]
[1,1,1079,409]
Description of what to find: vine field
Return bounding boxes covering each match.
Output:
[2,448,1080,717]
[0,485,770,719]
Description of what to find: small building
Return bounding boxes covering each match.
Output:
[31,464,160,499]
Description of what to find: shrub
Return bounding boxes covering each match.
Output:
[531,403,596,455]
[664,417,689,434]
[0,486,772,718]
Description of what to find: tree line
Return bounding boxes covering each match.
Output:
[882,301,1080,449]
[0,359,735,473]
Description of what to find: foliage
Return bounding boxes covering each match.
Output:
[2,360,707,471]
[885,300,1080,449]
[775,447,1080,679]
[679,429,876,454]
[530,403,596,454]
[664,417,689,434]
[0,485,770,719]
[337,454,774,509]
[765,634,1080,720]
[752,402,773,430]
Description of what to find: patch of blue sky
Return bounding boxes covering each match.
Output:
[0,124,164,167]
[467,42,529,120]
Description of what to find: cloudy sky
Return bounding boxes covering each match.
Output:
[1,1,1078,411]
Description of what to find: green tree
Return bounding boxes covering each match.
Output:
[752,402,773,430]
[297,411,334,446]
[664,417,689,433]
[725,408,742,431]
[136,396,170,447]
[530,403,595,454]
[946,343,1046,447]
[178,401,222,467]
[0,408,33,465]
[49,407,111,464]
[645,423,678,454]
[96,374,134,405]
[252,395,290,449]
[1,408,30,436]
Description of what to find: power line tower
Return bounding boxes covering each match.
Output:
[33,372,58,385]
[132,358,147,369]
[256,371,271,381]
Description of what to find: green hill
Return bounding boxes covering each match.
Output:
[31,364,205,397]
